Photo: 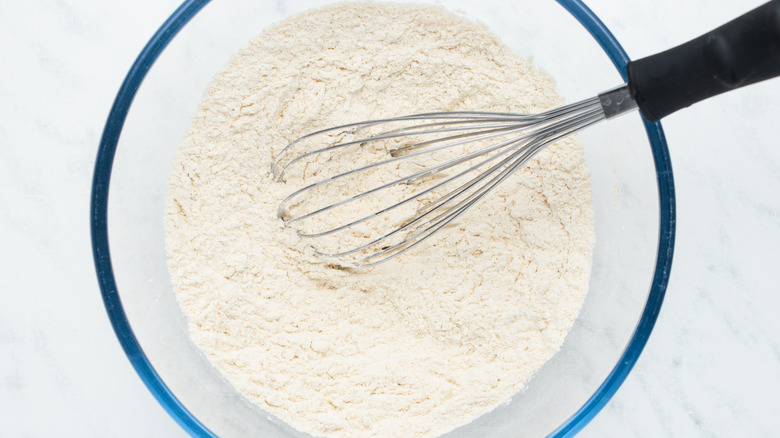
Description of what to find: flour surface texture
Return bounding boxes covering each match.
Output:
[165,3,595,437]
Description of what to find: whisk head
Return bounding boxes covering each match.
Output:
[272,97,606,267]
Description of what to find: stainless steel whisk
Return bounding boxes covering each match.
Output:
[273,1,780,267]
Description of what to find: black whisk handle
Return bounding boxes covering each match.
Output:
[626,0,780,122]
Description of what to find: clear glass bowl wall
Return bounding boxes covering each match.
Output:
[97,0,672,436]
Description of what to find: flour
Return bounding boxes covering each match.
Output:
[165,3,594,437]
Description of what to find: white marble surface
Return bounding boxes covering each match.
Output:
[2,0,779,436]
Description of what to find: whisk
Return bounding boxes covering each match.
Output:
[273,1,780,267]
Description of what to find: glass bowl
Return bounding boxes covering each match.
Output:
[91,0,675,436]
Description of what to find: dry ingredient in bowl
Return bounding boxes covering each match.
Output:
[166,3,594,437]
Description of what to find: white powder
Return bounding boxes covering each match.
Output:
[166,3,594,437]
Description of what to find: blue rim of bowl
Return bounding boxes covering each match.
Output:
[90,0,675,436]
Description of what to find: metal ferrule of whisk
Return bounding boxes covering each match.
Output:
[271,84,637,267]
